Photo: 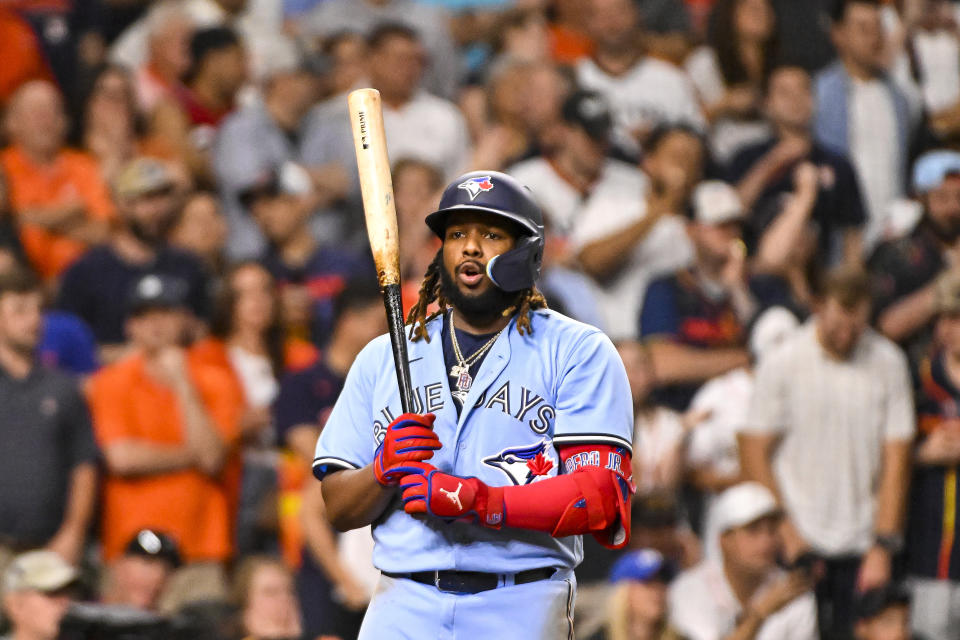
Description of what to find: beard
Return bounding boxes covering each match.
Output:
[926,213,960,244]
[129,217,173,248]
[439,262,518,328]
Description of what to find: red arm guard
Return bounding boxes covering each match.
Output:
[498,444,634,549]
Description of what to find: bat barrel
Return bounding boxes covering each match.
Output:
[348,88,416,414]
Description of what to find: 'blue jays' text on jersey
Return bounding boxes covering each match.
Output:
[313,309,633,574]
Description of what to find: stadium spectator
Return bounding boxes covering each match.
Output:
[740,266,914,640]
[274,281,385,640]
[150,27,248,183]
[56,157,211,359]
[214,59,327,261]
[905,275,960,640]
[509,90,648,252]
[687,306,799,558]
[869,150,960,365]
[685,0,777,163]
[729,64,867,267]
[814,0,915,251]
[640,180,754,411]
[904,0,960,145]
[169,190,229,273]
[195,261,319,553]
[466,58,566,172]
[232,556,302,640]
[75,65,142,187]
[361,24,469,177]
[1,550,79,640]
[1,80,113,281]
[0,267,98,567]
[101,529,181,613]
[853,584,912,640]
[303,0,461,100]
[241,163,372,346]
[667,482,818,640]
[324,31,368,98]
[576,0,705,158]
[87,273,243,582]
[575,123,702,339]
[128,3,194,114]
[593,549,681,640]
[618,341,689,499]
[110,0,297,86]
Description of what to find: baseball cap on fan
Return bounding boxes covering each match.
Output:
[692,180,746,226]
[3,550,78,594]
[238,161,313,209]
[125,529,182,568]
[609,549,677,584]
[713,482,783,534]
[113,157,175,201]
[912,150,960,194]
[561,90,613,143]
[127,273,191,315]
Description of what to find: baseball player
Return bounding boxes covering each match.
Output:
[313,170,634,639]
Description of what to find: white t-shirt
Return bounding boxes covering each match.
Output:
[849,77,903,251]
[683,46,771,164]
[576,56,705,156]
[510,157,693,339]
[744,321,915,555]
[382,91,470,180]
[687,367,753,480]
[227,345,278,409]
[687,368,754,559]
[913,29,960,113]
[668,560,818,640]
[633,406,686,496]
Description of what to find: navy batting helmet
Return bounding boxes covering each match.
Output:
[425,171,544,292]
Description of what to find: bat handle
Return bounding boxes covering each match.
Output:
[383,283,416,414]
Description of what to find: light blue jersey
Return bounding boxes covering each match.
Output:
[313,309,633,575]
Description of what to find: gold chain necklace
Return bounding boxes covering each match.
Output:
[448,310,504,404]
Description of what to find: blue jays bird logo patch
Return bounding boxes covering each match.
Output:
[483,440,556,485]
[457,175,494,200]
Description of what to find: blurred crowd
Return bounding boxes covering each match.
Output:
[2,0,960,639]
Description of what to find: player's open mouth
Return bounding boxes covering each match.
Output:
[457,262,485,287]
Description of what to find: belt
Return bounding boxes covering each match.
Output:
[383,568,556,594]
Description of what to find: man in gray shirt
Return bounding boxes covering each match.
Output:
[0,266,98,568]
[213,62,340,259]
[303,0,461,99]
[740,266,914,640]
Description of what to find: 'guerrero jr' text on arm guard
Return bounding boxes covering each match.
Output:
[398,444,635,549]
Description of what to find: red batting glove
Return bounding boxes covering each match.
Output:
[374,413,442,486]
[400,467,505,528]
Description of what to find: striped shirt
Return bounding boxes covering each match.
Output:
[745,321,915,555]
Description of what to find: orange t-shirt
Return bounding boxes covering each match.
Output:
[191,337,319,375]
[87,353,244,563]
[1,145,114,280]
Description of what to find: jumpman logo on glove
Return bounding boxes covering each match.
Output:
[439,483,463,510]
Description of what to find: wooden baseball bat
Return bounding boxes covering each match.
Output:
[348,88,416,414]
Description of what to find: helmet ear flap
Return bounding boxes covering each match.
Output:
[485,236,544,292]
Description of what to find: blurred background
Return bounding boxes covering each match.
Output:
[0,0,957,639]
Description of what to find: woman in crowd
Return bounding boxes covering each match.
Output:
[234,556,304,640]
[685,0,778,163]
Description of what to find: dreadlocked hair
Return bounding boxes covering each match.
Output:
[406,251,548,342]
